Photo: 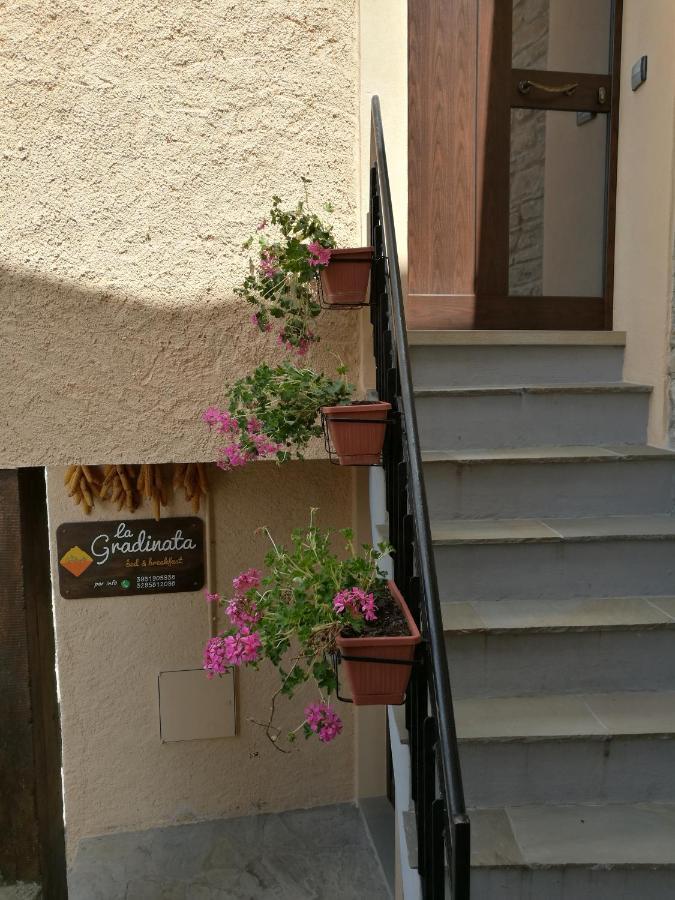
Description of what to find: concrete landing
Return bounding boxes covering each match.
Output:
[68,803,392,900]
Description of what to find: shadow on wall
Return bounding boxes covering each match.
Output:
[0,265,360,467]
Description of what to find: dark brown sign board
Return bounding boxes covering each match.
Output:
[56,517,204,599]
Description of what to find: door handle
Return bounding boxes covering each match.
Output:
[518,79,579,97]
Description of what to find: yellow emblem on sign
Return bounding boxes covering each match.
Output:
[60,545,94,578]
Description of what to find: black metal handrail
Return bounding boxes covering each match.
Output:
[369,96,470,898]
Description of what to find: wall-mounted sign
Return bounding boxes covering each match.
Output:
[56,517,205,599]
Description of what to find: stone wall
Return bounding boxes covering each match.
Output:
[509,0,550,296]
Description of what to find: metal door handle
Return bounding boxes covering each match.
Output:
[518,79,579,96]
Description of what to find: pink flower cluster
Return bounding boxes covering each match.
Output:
[202,407,281,471]
[202,406,239,435]
[223,626,262,666]
[259,250,280,279]
[203,635,229,678]
[307,241,332,268]
[203,626,262,677]
[305,703,343,743]
[333,587,378,622]
[277,331,313,357]
[250,313,272,333]
[205,591,220,604]
[233,567,262,592]
[226,570,263,626]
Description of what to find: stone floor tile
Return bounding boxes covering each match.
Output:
[68,803,390,900]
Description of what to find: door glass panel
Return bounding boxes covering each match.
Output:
[509,109,607,297]
[512,0,612,74]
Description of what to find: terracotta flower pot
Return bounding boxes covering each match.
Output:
[320,247,374,306]
[336,580,421,706]
[321,401,391,466]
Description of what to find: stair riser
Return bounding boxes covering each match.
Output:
[446,629,675,697]
[472,868,675,900]
[461,736,675,807]
[410,345,624,389]
[435,539,675,602]
[417,392,649,450]
[424,459,675,519]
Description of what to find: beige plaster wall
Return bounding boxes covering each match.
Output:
[1,0,360,466]
[48,462,359,859]
[613,0,675,444]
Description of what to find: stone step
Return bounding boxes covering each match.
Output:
[443,595,675,695]
[415,383,650,451]
[457,690,675,807]
[408,330,626,389]
[470,802,675,899]
[433,516,675,602]
[423,445,675,519]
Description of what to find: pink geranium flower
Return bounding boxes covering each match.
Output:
[203,635,229,678]
[307,241,332,268]
[333,587,378,622]
[233,568,262,592]
[304,702,343,743]
[223,626,262,666]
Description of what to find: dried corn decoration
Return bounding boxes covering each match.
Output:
[173,463,209,513]
[99,464,140,512]
[65,461,209,518]
[64,465,103,514]
[137,464,169,521]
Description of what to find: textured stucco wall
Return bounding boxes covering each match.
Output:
[1,0,360,466]
[47,462,358,859]
[1,0,369,863]
[613,0,675,445]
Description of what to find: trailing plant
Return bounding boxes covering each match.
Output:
[203,361,353,470]
[202,511,393,748]
[236,179,337,353]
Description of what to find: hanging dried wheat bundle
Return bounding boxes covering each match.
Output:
[99,464,140,513]
[137,463,169,521]
[63,465,103,514]
[173,462,209,513]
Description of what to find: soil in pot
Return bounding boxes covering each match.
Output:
[322,400,391,466]
[320,247,374,306]
[336,580,420,706]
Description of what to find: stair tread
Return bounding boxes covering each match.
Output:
[416,381,651,397]
[471,802,675,868]
[423,444,675,464]
[407,330,627,347]
[442,595,675,633]
[432,515,675,545]
[456,690,675,741]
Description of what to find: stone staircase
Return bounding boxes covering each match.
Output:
[392,330,675,899]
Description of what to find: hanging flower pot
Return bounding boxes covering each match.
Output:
[321,400,391,466]
[336,580,420,706]
[319,247,374,306]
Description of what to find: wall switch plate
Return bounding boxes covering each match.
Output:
[159,668,236,741]
[631,56,648,91]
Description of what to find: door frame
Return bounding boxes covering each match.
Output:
[407,0,623,330]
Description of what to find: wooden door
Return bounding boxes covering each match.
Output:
[408,0,623,330]
[0,469,67,897]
